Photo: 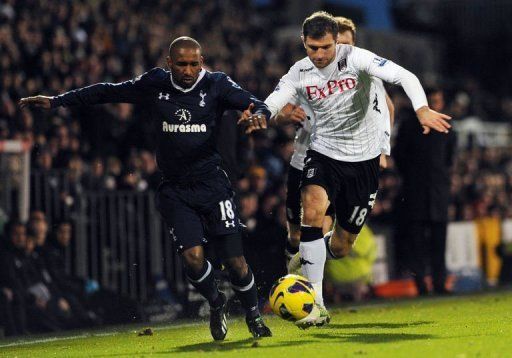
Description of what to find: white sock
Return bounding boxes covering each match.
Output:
[299,238,326,307]
[312,282,324,307]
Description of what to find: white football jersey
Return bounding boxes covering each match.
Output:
[289,96,315,171]
[265,45,427,162]
[373,78,391,156]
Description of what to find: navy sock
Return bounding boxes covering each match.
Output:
[230,267,260,320]
[186,260,221,307]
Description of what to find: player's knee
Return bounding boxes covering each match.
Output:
[301,206,324,224]
[225,256,248,278]
[301,192,327,224]
[182,247,204,272]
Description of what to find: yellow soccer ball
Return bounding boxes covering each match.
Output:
[269,274,315,321]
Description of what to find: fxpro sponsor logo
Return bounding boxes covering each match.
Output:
[162,121,207,133]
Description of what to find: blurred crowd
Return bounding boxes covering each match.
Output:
[1,0,512,336]
[0,211,143,336]
[1,0,511,225]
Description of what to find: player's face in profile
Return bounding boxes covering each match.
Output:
[304,33,337,69]
[337,30,354,46]
[167,48,203,88]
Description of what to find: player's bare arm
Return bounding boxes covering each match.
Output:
[273,103,307,126]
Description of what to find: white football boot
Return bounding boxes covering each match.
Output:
[295,303,331,329]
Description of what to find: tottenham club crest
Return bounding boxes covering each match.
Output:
[199,90,206,107]
[175,109,191,124]
[306,168,316,178]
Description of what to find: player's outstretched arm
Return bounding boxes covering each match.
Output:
[19,69,158,109]
[19,95,52,109]
[353,47,451,134]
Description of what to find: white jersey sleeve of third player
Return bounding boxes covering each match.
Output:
[265,45,427,162]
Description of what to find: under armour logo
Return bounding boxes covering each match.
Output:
[199,90,206,107]
[300,257,313,266]
[225,220,235,228]
[159,92,170,101]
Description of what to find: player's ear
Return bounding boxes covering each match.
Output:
[200,55,204,66]
[301,35,306,49]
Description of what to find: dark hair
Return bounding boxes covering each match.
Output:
[168,36,202,56]
[302,11,339,40]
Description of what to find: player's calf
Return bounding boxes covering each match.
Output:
[325,230,358,259]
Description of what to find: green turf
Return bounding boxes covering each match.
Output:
[2,290,511,357]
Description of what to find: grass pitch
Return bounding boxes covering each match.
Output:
[1,290,511,357]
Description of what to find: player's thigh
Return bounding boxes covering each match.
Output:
[300,151,336,224]
[285,166,303,230]
[204,195,245,261]
[334,157,379,235]
[155,183,205,254]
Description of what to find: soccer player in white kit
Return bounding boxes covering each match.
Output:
[264,11,451,328]
[278,16,395,270]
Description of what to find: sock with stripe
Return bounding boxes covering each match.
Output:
[186,260,223,308]
[230,266,260,320]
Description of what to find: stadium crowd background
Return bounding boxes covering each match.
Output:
[1,0,512,336]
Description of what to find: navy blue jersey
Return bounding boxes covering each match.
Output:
[50,68,270,182]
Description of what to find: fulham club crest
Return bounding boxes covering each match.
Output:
[337,58,347,71]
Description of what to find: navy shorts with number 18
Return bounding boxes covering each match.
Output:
[155,168,243,259]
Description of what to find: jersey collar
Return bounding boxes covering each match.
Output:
[169,68,206,92]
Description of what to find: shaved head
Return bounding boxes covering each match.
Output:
[166,36,203,88]
[169,36,202,58]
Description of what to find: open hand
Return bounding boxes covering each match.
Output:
[416,106,452,134]
[19,95,52,109]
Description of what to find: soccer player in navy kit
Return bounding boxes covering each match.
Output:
[20,37,271,340]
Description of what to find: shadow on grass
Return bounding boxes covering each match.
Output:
[312,332,436,344]
[328,321,433,330]
[166,337,317,353]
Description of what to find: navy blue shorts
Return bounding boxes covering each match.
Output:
[155,168,243,257]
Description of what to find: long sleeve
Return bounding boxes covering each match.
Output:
[350,47,428,111]
[218,74,271,118]
[264,67,300,118]
[50,68,160,108]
